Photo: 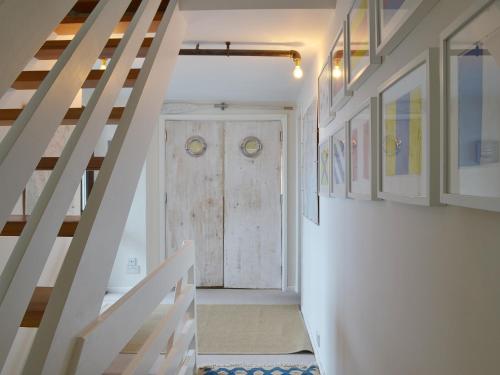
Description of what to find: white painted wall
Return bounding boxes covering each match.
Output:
[89,119,148,292]
[298,1,500,374]
[107,165,148,292]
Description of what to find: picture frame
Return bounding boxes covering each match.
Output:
[347,97,378,200]
[318,57,333,128]
[346,0,381,91]
[330,124,348,198]
[440,0,500,212]
[375,0,440,57]
[377,48,440,206]
[318,137,332,196]
[330,22,353,114]
[302,98,320,224]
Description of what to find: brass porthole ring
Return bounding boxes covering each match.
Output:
[185,135,207,157]
[240,136,263,158]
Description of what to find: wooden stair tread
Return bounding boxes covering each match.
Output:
[0,107,123,126]
[36,38,153,60]
[36,156,104,171]
[55,0,170,35]
[21,287,53,328]
[2,216,80,237]
[12,69,139,90]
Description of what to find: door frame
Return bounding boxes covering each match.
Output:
[146,111,289,291]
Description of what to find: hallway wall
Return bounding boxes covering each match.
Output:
[298,1,500,374]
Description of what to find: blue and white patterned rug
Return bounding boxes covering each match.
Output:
[199,365,320,375]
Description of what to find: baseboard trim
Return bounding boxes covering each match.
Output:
[302,313,327,375]
[285,285,299,293]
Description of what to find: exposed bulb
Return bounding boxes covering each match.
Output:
[293,64,303,79]
[332,64,342,79]
[99,58,108,70]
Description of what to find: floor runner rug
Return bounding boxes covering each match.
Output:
[197,304,313,354]
[199,365,320,375]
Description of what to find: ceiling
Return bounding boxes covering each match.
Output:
[166,9,335,103]
[179,0,336,10]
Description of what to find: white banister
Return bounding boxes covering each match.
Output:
[0,0,130,234]
[22,1,186,373]
[0,0,77,99]
[123,296,195,375]
[174,350,197,375]
[68,243,195,375]
[0,0,163,370]
[154,320,196,375]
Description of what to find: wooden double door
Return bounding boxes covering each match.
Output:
[165,120,282,289]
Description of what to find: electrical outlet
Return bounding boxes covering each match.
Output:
[127,257,138,267]
[316,333,321,348]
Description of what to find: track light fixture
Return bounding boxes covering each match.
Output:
[179,42,304,79]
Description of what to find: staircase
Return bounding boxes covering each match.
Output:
[0,0,196,374]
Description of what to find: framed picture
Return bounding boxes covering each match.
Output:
[330,22,353,114]
[318,58,333,128]
[346,0,381,91]
[347,97,378,200]
[377,49,440,206]
[318,138,332,196]
[440,0,500,212]
[330,125,347,198]
[302,98,320,224]
[375,0,439,56]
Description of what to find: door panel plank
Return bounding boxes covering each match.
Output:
[223,121,282,289]
[165,121,224,287]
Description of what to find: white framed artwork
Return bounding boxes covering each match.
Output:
[440,0,500,212]
[318,57,333,128]
[318,138,332,197]
[375,0,439,56]
[346,0,381,91]
[302,98,320,224]
[347,97,378,200]
[330,124,347,198]
[377,49,440,206]
[330,22,352,114]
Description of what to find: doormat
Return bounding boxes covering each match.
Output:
[199,365,320,375]
[197,304,313,354]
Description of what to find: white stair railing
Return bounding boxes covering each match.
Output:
[69,241,196,375]
[0,0,190,374]
[23,1,186,373]
[0,0,132,232]
[0,0,164,366]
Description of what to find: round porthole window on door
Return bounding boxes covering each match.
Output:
[240,136,263,158]
[185,136,207,157]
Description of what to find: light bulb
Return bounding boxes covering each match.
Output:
[99,58,108,70]
[293,64,303,79]
[332,64,342,79]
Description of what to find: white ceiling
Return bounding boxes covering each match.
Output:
[166,9,335,103]
[180,0,336,10]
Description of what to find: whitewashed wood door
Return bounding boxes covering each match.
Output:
[224,121,282,289]
[165,121,224,287]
